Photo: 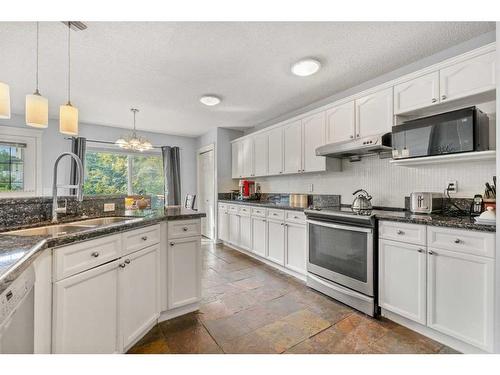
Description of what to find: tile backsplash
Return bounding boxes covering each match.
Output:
[253,156,496,208]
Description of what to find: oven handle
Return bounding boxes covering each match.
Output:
[306,219,373,234]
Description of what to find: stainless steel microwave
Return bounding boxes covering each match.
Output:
[391,107,489,159]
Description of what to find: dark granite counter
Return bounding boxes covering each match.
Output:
[218,199,307,212]
[374,210,496,233]
[0,208,205,295]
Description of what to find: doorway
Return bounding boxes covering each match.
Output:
[197,144,216,240]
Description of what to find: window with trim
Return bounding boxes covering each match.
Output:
[83,149,165,208]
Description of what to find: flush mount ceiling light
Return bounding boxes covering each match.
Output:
[0,82,10,119]
[115,108,153,152]
[26,22,49,128]
[59,22,79,135]
[291,58,321,77]
[200,95,221,106]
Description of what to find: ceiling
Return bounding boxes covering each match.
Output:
[0,22,495,137]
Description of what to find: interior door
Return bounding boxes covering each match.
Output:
[198,149,215,239]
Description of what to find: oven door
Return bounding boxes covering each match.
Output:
[307,219,373,296]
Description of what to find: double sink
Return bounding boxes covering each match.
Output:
[5,216,144,237]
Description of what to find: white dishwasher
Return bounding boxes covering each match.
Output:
[0,266,35,354]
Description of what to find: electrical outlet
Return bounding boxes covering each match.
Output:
[103,203,116,212]
[446,180,458,193]
[308,183,314,192]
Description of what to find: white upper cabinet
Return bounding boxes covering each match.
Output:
[268,127,284,175]
[253,132,268,177]
[326,101,355,144]
[394,72,440,114]
[440,51,496,103]
[283,120,303,174]
[302,112,326,173]
[241,138,254,178]
[355,87,394,138]
[231,142,241,179]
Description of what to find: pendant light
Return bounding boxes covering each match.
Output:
[59,22,78,135]
[115,108,153,152]
[0,81,10,119]
[26,22,49,128]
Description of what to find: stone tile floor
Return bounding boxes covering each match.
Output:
[127,241,459,354]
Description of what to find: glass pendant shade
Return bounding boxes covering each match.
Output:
[25,91,48,128]
[0,82,11,119]
[59,103,79,135]
[115,108,153,152]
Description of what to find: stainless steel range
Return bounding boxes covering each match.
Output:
[304,206,378,316]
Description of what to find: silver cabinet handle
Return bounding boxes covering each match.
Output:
[170,242,175,247]
[119,263,126,268]
[428,250,435,255]
[350,135,354,139]
[356,134,360,138]
[91,251,100,258]
[297,169,301,172]
[183,227,188,231]
[397,230,404,235]
[431,98,437,103]
[441,95,447,100]
[124,259,131,264]
[417,248,424,253]
[141,236,148,241]
[454,238,461,244]
[262,219,266,222]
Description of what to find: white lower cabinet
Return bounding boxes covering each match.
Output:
[285,222,306,275]
[229,213,240,245]
[218,208,229,242]
[120,245,160,349]
[427,248,494,351]
[266,219,285,265]
[239,214,252,250]
[167,236,201,309]
[379,239,427,325]
[252,217,267,257]
[53,259,120,354]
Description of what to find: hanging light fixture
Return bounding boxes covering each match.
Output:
[26,22,49,128]
[115,108,153,152]
[59,22,78,135]
[0,81,10,119]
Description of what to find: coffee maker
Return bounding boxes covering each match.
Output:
[239,180,256,200]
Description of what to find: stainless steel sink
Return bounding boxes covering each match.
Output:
[5,216,143,237]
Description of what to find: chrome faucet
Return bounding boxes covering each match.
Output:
[52,152,84,223]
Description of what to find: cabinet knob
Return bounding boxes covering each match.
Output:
[431,98,437,103]
[91,251,99,258]
[298,169,301,172]
[397,230,404,235]
[124,259,131,264]
[356,134,360,138]
[441,95,447,100]
[454,238,461,244]
[183,227,188,231]
[170,242,175,247]
[350,135,354,139]
[428,250,435,255]
[141,236,148,241]
[417,248,423,253]
[119,263,126,268]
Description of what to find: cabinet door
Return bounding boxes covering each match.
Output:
[241,138,254,178]
[285,223,306,275]
[252,217,267,257]
[231,142,241,179]
[218,209,229,242]
[120,245,160,349]
[52,260,120,354]
[239,215,252,250]
[302,112,326,173]
[394,72,439,114]
[427,248,494,351]
[326,101,355,144]
[168,237,202,309]
[355,87,393,138]
[267,220,285,265]
[228,213,240,245]
[378,239,426,324]
[440,51,496,103]
[253,133,268,176]
[283,120,303,174]
[268,128,283,175]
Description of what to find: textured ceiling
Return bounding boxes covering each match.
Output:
[0,22,495,137]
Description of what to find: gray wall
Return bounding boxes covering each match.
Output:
[0,114,198,198]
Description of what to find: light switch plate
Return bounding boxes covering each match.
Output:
[103,203,116,212]
[308,183,314,192]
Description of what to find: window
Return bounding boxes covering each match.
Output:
[84,149,165,208]
[0,127,41,197]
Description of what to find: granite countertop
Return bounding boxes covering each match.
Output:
[374,210,496,233]
[0,208,205,295]
[218,199,307,211]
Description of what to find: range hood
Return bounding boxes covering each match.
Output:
[316,133,392,158]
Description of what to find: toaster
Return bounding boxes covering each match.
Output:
[410,192,444,214]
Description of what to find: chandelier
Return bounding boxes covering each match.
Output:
[115,108,153,152]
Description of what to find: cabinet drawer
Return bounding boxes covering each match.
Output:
[427,226,495,258]
[285,211,306,224]
[54,234,121,281]
[267,209,285,220]
[379,221,426,245]
[228,205,239,214]
[218,203,228,211]
[168,219,201,239]
[251,207,267,217]
[239,205,251,216]
[123,225,161,255]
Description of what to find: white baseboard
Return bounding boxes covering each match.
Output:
[381,309,489,354]
[158,302,200,323]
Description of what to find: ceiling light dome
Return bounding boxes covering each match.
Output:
[200,95,221,106]
[291,58,321,77]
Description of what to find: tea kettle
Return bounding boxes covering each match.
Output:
[352,189,373,213]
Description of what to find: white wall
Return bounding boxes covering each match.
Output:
[0,114,198,198]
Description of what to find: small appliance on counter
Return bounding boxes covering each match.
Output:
[238,179,256,200]
[470,194,484,217]
[290,193,309,208]
[351,189,373,214]
[410,192,443,214]
[474,206,496,226]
